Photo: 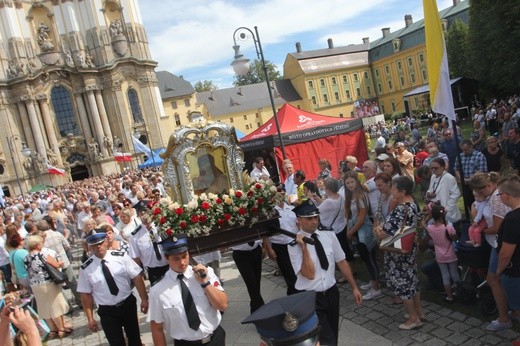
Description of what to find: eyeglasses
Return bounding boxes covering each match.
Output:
[431,166,441,171]
[497,192,508,196]
[444,133,451,136]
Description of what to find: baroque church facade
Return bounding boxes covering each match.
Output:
[0,0,165,195]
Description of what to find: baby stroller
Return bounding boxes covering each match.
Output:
[455,223,497,316]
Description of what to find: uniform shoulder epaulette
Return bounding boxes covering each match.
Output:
[80,257,93,269]
[151,274,165,287]
[110,251,125,256]
[318,225,333,231]
[131,224,142,235]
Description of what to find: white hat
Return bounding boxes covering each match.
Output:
[376,153,390,161]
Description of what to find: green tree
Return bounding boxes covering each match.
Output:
[233,59,281,86]
[467,0,520,92]
[445,18,469,78]
[194,80,218,92]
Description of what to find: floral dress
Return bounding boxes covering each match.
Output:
[382,202,419,300]
[24,248,59,286]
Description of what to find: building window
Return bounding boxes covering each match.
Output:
[342,75,348,83]
[257,122,261,128]
[174,114,181,126]
[397,61,402,70]
[331,76,337,85]
[400,76,405,86]
[339,113,344,118]
[311,96,317,105]
[381,104,385,113]
[414,97,419,107]
[364,71,369,79]
[422,70,427,80]
[353,73,358,81]
[377,83,382,93]
[367,86,371,95]
[411,74,416,84]
[246,125,250,130]
[385,65,390,74]
[51,86,79,137]
[334,92,340,101]
[356,88,361,98]
[419,53,424,63]
[388,80,393,90]
[345,90,351,99]
[127,88,144,123]
[230,118,234,123]
[243,115,247,120]
[171,101,177,109]
[323,94,329,103]
[375,69,380,77]
[391,102,396,112]
[184,99,191,107]
[407,57,413,66]
[308,80,314,89]
[320,79,325,87]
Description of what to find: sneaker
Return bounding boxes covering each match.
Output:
[485,319,512,331]
[359,283,372,290]
[362,289,382,300]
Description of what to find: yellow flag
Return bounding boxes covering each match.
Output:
[423,0,456,121]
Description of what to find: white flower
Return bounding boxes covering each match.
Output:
[172,202,180,209]
[187,201,198,210]
[229,189,235,197]
[208,193,217,200]
[199,193,208,201]
[270,186,277,192]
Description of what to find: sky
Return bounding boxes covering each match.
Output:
[138,0,454,89]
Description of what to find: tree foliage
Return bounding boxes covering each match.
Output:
[445,19,469,78]
[467,0,520,92]
[194,80,218,92]
[233,59,281,86]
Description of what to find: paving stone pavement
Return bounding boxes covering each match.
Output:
[46,250,519,345]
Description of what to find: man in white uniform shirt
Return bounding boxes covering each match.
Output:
[288,201,362,345]
[148,234,228,345]
[250,157,270,181]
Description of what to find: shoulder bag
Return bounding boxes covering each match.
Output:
[379,205,417,254]
[38,253,66,284]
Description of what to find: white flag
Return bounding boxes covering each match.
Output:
[132,136,152,155]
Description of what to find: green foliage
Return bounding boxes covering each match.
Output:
[194,80,218,92]
[233,59,281,86]
[467,0,520,93]
[445,19,469,78]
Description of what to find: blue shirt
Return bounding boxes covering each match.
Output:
[454,150,488,178]
[9,248,29,279]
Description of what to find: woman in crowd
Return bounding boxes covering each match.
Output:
[373,173,397,226]
[80,218,96,262]
[24,234,71,339]
[426,158,462,226]
[8,233,30,290]
[471,119,486,152]
[111,203,123,225]
[383,157,403,180]
[344,172,380,300]
[469,172,513,331]
[90,205,114,226]
[104,223,129,253]
[317,159,332,180]
[481,136,506,173]
[122,198,136,216]
[115,208,141,241]
[374,176,424,329]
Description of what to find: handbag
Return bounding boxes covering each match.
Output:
[38,253,66,284]
[379,205,417,254]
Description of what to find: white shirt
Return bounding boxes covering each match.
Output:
[427,172,462,223]
[77,251,142,306]
[364,177,381,215]
[116,217,142,241]
[147,267,223,341]
[250,166,270,181]
[0,237,9,266]
[375,136,386,149]
[128,224,168,268]
[230,240,261,251]
[288,230,345,292]
[270,203,297,245]
[317,196,347,234]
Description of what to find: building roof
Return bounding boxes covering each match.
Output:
[156,71,195,99]
[196,80,301,117]
[288,43,369,60]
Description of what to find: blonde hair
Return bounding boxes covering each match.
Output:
[469,172,500,190]
[26,235,44,251]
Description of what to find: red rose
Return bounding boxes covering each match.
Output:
[255,183,262,189]
[216,198,222,204]
[235,191,243,198]
[153,207,161,215]
[217,219,225,226]
[251,207,258,213]
[179,221,187,229]
[200,215,207,222]
[175,208,184,215]
[201,201,211,210]
[160,216,166,224]
[191,215,199,223]
[247,191,254,197]
[238,207,247,215]
[166,228,173,236]
[224,213,231,220]
[257,197,263,204]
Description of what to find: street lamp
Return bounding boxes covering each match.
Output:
[231,26,286,159]
[6,135,24,195]
[21,146,45,187]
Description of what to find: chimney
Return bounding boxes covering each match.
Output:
[404,14,413,28]
[327,38,333,49]
[362,37,369,44]
[453,0,461,6]
[237,87,242,96]
[209,92,215,101]
[381,27,390,38]
[295,42,302,53]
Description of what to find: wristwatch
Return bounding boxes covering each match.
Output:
[200,281,210,288]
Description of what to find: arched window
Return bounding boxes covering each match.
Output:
[51,86,80,137]
[127,88,144,123]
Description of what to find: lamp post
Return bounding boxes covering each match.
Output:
[231,26,286,159]
[6,135,24,195]
[21,146,45,188]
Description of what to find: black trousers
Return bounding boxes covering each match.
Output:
[98,294,142,346]
[336,229,354,262]
[147,265,169,286]
[174,325,225,346]
[232,246,265,313]
[315,284,340,346]
[271,242,300,295]
[356,243,379,282]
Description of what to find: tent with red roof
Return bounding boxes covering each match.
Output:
[240,103,368,182]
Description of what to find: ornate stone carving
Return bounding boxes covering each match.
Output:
[103,136,114,156]
[36,22,54,52]
[59,134,88,159]
[46,148,59,166]
[109,20,123,37]
[0,0,14,9]
[6,61,24,78]
[64,50,74,67]
[77,51,95,68]
[87,139,102,161]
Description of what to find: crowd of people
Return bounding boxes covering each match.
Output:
[0,95,519,345]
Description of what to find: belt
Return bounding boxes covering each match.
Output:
[174,333,213,345]
[314,284,336,295]
[98,294,133,308]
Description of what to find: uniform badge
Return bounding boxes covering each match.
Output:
[172,236,177,242]
[282,312,299,332]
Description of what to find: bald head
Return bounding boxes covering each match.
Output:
[362,160,377,178]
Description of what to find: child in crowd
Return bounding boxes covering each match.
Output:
[467,190,487,247]
[426,202,460,301]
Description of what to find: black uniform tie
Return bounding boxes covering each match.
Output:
[311,233,329,270]
[149,229,162,261]
[178,274,201,330]
[101,260,119,296]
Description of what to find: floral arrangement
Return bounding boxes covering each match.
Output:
[151,180,284,239]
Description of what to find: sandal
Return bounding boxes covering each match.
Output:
[58,329,72,338]
[48,331,59,340]
[63,322,74,331]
